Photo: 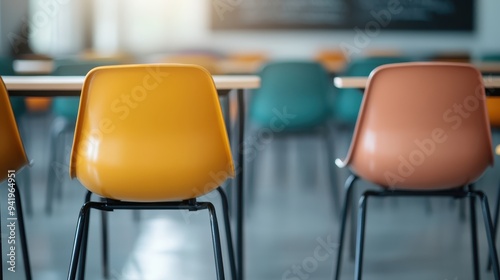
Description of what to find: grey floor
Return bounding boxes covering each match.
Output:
[2,111,500,280]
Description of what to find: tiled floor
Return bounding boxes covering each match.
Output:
[2,112,500,280]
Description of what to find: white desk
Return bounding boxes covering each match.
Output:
[334,76,500,89]
[3,75,260,95]
[4,74,258,280]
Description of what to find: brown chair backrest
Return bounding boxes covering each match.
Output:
[342,62,493,189]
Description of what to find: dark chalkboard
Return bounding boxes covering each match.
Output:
[211,0,474,31]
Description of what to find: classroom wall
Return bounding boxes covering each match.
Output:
[119,0,500,59]
[18,0,500,58]
[207,0,500,59]
[0,0,30,56]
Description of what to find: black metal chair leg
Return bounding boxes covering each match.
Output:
[236,88,245,280]
[469,187,480,280]
[68,203,91,280]
[207,203,226,280]
[354,193,369,280]
[101,206,109,279]
[350,178,358,261]
[333,174,356,280]
[493,183,500,238]
[217,187,237,280]
[13,182,32,280]
[488,182,500,271]
[476,191,500,280]
[77,193,93,280]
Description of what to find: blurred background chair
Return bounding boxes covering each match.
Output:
[218,51,268,74]
[430,51,471,63]
[160,53,221,74]
[314,49,346,74]
[45,59,118,214]
[0,77,32,279]
[67,64,235,280]
[479,53,500,76]
[333,62,499,280]
[481,53,500,62]
[13,55,54,114]
[247,61,340,214]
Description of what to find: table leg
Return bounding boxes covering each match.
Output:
[236,88,245,280]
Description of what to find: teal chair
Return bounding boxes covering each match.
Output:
[481,53,500,62]
[46,60,118,214]
[251,61,332,129]
[334,57,412,126]
[248,61,340,213]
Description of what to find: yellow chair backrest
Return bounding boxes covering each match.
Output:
[0,78,28,182]
[70,64,234,202]
[487,97,500,127]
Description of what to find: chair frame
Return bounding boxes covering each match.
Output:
[67,187,236,280]
[333,174,500,280]
[0,180,32,279]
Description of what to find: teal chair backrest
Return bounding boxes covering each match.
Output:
[0,56,26,118]
[51,60,118,120]
[250,61,332,130]
[481,54,500,62]
[334,57,412,124]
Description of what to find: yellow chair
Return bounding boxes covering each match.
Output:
[67,64,236,280]
[0,77,32,279]
[487,97,500,127]
[314,49,346,73]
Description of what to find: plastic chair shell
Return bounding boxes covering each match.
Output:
[70,64,234,202]
[0,78,29,182]
[338,62,493,190]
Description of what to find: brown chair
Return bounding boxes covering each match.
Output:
[332,62,499,280]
